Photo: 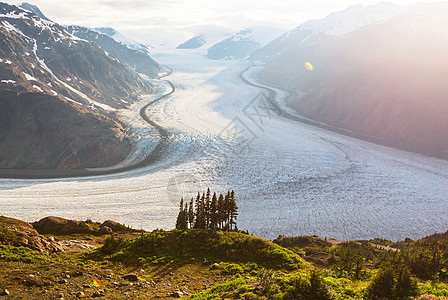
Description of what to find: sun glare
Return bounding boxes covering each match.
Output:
[304,61,314,71]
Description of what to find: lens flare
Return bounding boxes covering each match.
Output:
[93,278,101,288]
[304,62,313,71]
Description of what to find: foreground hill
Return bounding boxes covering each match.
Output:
[258,3,448,159]
[0,3,154,171]
[1,215,448,299]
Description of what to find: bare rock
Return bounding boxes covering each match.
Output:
[101,220,128,232]
[33,216,96,235]
[92,289,106,297]
[171,290,184,298]
[76,291,85,298]
[122,274,138,282]
[100,225,112,234]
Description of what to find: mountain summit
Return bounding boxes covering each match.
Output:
[19,2,51,21]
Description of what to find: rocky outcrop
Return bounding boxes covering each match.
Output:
[0,216,135,253]
[32,216,133,236]
[0,216,65,253]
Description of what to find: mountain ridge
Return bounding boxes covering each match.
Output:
[0,2,155,171]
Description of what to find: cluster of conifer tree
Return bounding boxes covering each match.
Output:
[175,188,238,231]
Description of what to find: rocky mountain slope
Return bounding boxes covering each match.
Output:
[258,3,448,158]
[66,25,164,78]
[0,3,154,171]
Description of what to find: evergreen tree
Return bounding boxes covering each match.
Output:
[184,202,189,229]
[175,198,187,230]
[197,192,206,229]
[194,192,201,228]
[205,188,211,228]
[229,190,238,231]
[188,197,194,229]
[224,192,231,230]
[217,193,224,229]
[210,192,218,229]
[176,189,238,231]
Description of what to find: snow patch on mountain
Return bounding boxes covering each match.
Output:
[23,72,36,81]
[1,80,15,84]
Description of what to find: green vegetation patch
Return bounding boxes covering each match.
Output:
[0,245,50,263]
[93,229,304,270]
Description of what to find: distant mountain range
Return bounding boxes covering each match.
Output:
[257,2,448,158]
[66,26,164,78]
[176,27,285,60]
[0,2,156,171]
[207,28,285,60]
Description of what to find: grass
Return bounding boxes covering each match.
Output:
[92,229,304,270]
[186,277,249,300]
[0,245,50,263]
[4,215,448,299]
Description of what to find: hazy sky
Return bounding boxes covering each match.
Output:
[6,0,441,47]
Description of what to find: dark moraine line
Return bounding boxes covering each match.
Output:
[0,68,176,179]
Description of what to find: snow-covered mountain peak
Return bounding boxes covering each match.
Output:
[19,2,51,21]
[176,34,207,49]
[94,27,151,54]
[206,26,285,60]
[296,2,405,37]
[0,3,81,44]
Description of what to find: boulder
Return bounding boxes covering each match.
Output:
[33,216,96,235]
[122,274,138,282]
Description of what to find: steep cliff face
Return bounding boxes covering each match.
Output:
[0,92,130,170]
[259,3,448,158]
[0,3,155,171]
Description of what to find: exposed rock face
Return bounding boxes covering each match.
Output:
[32,216,132,236]
[0,92,130,170]
[259,3,448,158]
[101,220,122,232]
[0,3,155,171]
[33,216,94,235]
[0,216,65,253]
